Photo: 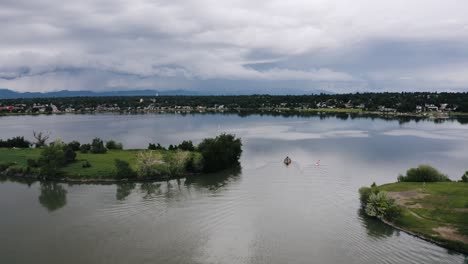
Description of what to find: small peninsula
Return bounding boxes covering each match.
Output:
[0,133,242,182]
[359,165,468,254]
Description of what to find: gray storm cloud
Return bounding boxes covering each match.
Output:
[1,0,468,92]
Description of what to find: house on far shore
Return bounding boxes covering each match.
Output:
[425,104,439,112]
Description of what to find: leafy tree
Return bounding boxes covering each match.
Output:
[148,143,157,150]
[197,134,242,172]
[148,143,165,150]
[397,165,450,182]
[178,140,195,151]
[114,159,136,179]
[106,140,123,150]
[91,138,107,154]
[67,141,81,151]
[37,140,67,177]
[461,172,468,182]
[80,143,91,153]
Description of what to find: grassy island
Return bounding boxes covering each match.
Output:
[0,134,242,182]
[359,165,468,254]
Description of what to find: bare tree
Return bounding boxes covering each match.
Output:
[33,131,50,148]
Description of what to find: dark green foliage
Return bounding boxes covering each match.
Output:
[462,171,468,182]
[197,133,242,172]
[178,140,195,151]
[106,140,123,150]
[148,143,165,150]
[82,160,91,168]
[114,159,136,179]
[37,141,67,177]
[0,136,31,148]
[168,144,176,151]
[398,165,450,182]
[80,143,91,153]
[67,141,81,151]
[63,146,76,163]
[186,152,204,172]
[90,138,107,154]
[27,158,39,168]
[0,162,15,171]
[365,191,401,220]
[359,184,401,221]
[359,186,374,205]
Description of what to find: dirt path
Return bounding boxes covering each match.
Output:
[433,226,468,244]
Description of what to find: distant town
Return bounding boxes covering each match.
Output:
[1,92,468,116]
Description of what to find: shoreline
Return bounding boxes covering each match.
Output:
[381,219,468,255]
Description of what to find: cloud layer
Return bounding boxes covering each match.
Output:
[1,0,468,92]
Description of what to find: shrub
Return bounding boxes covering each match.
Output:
[0,162,15,171]
[106,140,123,150]
[37,140,67,177]
[359,186,374,205]
[80,144,91,153]
[27,159,39,168]
[82,160,92,168]
[63,146,77,163]
[114,159,136,179]
[461,172,468,182]
[136,151,162,178]
[197,134,242,172]
[397,165,450,182]
[91,138,107,154]
[178,140,195,151]
[364,191,401,220]
[67,141,81,151]
[0,136,31,148]
[186,152,204,172]
[164,151,190,177]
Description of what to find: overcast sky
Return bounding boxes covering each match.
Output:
[1,0,468,93]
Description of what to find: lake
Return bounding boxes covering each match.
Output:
[0,113,467,263]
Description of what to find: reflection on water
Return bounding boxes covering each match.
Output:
[358,208,396,239]
[140,182,162,199]
[185,166,241,191]
[38,182,67,212]
[116,182,136,201]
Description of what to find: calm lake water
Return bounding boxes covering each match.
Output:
[1,113,467,263]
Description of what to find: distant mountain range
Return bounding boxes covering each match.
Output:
[0,88,331,99]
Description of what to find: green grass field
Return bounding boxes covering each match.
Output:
[377,182,468,252]
[0,148,195,179]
